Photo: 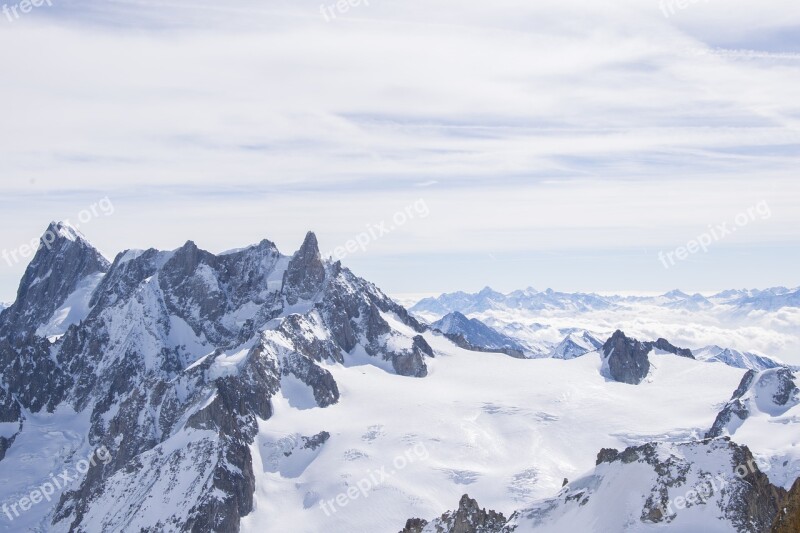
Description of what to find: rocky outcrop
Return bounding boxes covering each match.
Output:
[601,331,695,384]
[509,438,787,532]
[772,477,800,533]
[648,338,694,359]
[602,330,652,385]
[707,368,798,438]
[401,494,508,533]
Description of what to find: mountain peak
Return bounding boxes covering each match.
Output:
[663,289,690,299]
[1,222,109,339]
[282,231,326,305]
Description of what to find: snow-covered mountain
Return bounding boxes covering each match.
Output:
[0,223,432,531]
[411,287,615,317]
[409,286,800,370]
[695,345,786,372]
[0,223,798,532]
[549,331,603,360]
[406,438,788,533]
[432,312,527,357]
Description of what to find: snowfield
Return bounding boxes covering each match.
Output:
[241,332,751,533]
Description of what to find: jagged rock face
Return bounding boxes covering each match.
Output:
[510,438,786,533]
[649,338,694,359]
[772,477,800,533]
[599,332,695,384]
[707,368,799,439]
[0,227,434,531]
[0,222,109,341]
[282,232,326,305]
[401,494,508,533]
[602,330,651,385]
[0,386,22,461]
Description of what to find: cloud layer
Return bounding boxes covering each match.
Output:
[0,0,798,297]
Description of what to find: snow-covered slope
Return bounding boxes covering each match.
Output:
[239,338,751,533]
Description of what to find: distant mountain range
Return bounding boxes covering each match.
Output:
[411,286,800,317]
[409,286,797,371]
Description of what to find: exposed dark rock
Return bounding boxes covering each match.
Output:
[413,335,434,357]
[282,232,326,305]
[400,517,429,533]
[707,368,798,439]
[727,443,788,533]
[596,448,620,465]
[302,431,330,451]
[0,386,22,461]
[772,477,800,533]
[772,368,799,406]
[602,330,651,385]
[647,338,694,359]
[401,494,508,533]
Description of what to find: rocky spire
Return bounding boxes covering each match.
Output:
[282,231,326,305]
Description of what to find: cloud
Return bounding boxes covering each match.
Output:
[0,0,798,297]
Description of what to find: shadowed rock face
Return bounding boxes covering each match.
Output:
[0,386,22,461]
[400,494,507,533]
[772,477,800,533]
[602,330,652,385]
[282,232,326,305]
[0,222,110,340]
[649,338,694,359]
[600,331,696,385]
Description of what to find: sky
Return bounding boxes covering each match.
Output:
[1,0,799,301]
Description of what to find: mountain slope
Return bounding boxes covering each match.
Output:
[0,225,431,532]
[432,312,526,357]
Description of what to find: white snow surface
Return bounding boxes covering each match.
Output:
[240,333,751,533]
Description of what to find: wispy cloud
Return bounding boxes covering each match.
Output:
[0,0,798,298]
